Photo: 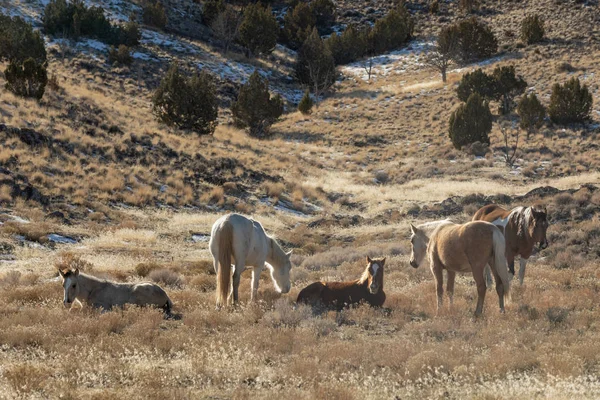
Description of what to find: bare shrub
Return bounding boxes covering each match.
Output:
[262,298,311,328]
[4,363,50,395]
[148,268,184,288]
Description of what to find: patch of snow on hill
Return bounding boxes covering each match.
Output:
[342,41,432,81]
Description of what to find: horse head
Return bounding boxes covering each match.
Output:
[409,224,428,268]
[530,204,549,250]
[366,256,385,294]
[58,268,80,308]
[270,250,293,294]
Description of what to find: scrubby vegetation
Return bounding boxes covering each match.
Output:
[152,63,219,134]
[298,90,314,115]
[449,93,493,150]
[521,14,545,44]
[548,77,593,124]
[296,28,336,106]
[518,93,546,137]
[0,14,48,99]
[238,3,279,57]
[43,0,141,46]
[232,71,283,137]
[452,17,498,64]
[325,5,413,66]
[142,0,167,30]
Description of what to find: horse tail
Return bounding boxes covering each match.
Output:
[216,219,234,307]
[492,227,511,303]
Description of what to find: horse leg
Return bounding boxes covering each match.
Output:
[473,266,487,317]
[518,258,528,285]
[507,253,516,278]
[431,263,444,315]
[446,270,456,311]
[231,263,244,305]
[251,264,264,302]
[489,260,505,313]
[484,264,493,290]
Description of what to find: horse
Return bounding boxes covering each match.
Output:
[58,268,173,316]
[210,213,292,307]
[409,220,510,317]
[296,256,386,311]
[472,204,549,286]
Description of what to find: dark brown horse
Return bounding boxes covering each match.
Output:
[472,204,549,285]
[296,256,386,311]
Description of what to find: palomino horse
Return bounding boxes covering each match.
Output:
[409,221,511,317]
[210,213,292,307]
[296,256,386,311]
[472,204,549,285]
[59,268,173,315]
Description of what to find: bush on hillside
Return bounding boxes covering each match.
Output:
[425,24,459,83]
[517,93,546,137]
[108,45,133,66]
[324,5,412,66]
[152,63,219,135]
[282,2,316,50]
[0,14,48,99]
[369,6,414,55]
[296,28,336,105]
[211,6,241,53]
[142,1,167,30]
[448,93,493,149]
[456,69,498,102]
[454,17,497,64]
[521,14,544,44]
[43,0,140,46]
[548,77,593,124]
[298,90,314,115]
[202,0,225,26]
[238,3,279,56]
[0,14,47,63]
[325,24,368,65]
[232,71,283,138]
[310,0,335,33]
[492,65,527,114]
[4,58,48,100]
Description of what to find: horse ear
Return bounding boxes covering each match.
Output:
[410,224,418,235]
[286,250,293,257]
[381,257,386,266]
[366,256,372,263]
[58,269,65,278]
[73,268,80,276]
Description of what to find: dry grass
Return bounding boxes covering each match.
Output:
[1,0,600,397]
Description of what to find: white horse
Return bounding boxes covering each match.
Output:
[210,213,292,307]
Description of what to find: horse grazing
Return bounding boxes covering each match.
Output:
[296,256,386,311]
[472,204,549,285]
[58,268,173,316]
[409,221,510,317]
[210,213,292,307]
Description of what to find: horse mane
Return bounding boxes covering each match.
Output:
[267,235,288,268]
[416,219,454,238]
[511,206,533,240]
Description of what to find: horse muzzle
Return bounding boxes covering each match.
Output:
[539,240,549,250]
[409,259,419,269]
[63,300,72,308]
[369,285,379,294]
[280,284,291,294]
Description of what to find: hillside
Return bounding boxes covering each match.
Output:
[1,0,600,398]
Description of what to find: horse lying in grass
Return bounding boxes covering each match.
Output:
[472,204,549,286]
[296,256,386,311]
[409,220,510,317]
[59,268,173,316]
[210,213,293,307]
